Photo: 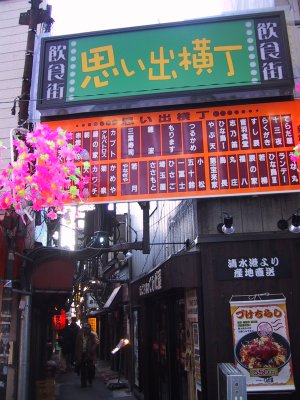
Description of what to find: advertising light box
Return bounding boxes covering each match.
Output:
[37,11,294,116]
[46,100,300,205]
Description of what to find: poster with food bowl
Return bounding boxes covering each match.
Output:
[230,295,295,391]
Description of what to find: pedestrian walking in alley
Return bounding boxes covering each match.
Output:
[69,316,80,366]
[75,322,99,387]
[58,319,73,371]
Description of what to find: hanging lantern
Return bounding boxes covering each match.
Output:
[53,309,66,330]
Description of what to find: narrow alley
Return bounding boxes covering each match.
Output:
[1,1,300,400]
[55,359,136,400]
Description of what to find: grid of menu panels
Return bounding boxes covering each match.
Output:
[47,100,300,204]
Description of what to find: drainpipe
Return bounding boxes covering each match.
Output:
[15,251,33,400]
[17,292,31,400]
[0,246,15,398]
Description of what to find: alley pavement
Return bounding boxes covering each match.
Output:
[55,359,136,400]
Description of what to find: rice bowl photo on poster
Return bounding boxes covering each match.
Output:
[230,294,295,392]
[234,331,291,371]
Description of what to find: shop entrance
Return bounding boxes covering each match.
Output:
[147,290,187,400]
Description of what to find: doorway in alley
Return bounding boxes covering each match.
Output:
[147,290,187,400]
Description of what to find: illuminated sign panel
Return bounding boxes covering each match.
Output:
[47,100,300,204]
[88,318,97,332]
[38,11,293,115]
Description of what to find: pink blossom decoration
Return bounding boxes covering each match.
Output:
[46,208,58,220]
[0,124,90,220]
[290,143,300,166]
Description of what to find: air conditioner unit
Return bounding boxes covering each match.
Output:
[217,363,247,400]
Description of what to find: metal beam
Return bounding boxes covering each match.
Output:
[139,201,150,254]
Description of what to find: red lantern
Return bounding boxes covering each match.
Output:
[53,309,66,330]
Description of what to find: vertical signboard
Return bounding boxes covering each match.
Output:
[88,318,97,333]
[186,289,201,394]
[230,294,295,392]
[133,309,140,387]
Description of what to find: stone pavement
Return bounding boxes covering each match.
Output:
[55,359,136,400]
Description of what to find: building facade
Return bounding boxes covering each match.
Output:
[125,2,300,399]
[1,0,300,399]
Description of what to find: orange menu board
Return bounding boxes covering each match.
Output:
[47,100,300,204]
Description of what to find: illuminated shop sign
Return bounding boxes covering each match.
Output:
[37,11,293,115]
[47,100,300,205]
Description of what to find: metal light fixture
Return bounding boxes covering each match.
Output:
[88,231,110,247]
[108,338,130,391]
[277,209,300,234]
[111,338,130,354]
[277,208,300,233]
[116,250,133,267]
[116,251,126,262]
[217,212,236,235]
[289,213,300,233]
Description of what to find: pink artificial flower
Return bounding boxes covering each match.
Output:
[0,124,90,214]
[290,154,299,163]
[46,208,58,220]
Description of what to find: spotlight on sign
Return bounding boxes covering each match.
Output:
[277,208,300,234]
[217,212,236,235]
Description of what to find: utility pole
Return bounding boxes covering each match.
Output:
[18,2,52,396]
[0,2,53,400]
[18,0,52,129]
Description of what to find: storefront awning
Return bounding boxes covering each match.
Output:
[31,258,75,292]
[131,251,200,301]
[103,285,123,310]
[28,246,104,292]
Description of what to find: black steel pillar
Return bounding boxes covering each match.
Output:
[0,212,18,398]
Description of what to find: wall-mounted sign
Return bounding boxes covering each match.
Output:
[217,254,291,280]
[88,317,97,332]
[47,100,300,204]
[37,11,293,116]
[185,289,202,392]
[86,293,97,309]
[138,269,162,297]
[230,294,295,392]
[186,289,198,323]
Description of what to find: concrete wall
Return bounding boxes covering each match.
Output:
[0,0,29,167]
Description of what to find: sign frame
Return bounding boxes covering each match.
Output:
[37,11,294,117]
